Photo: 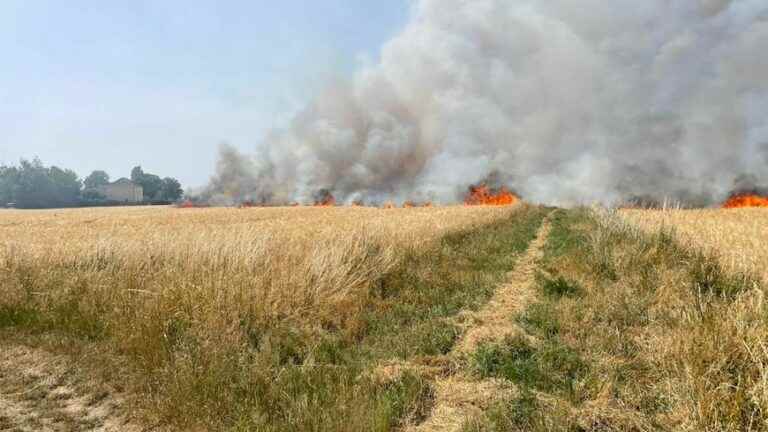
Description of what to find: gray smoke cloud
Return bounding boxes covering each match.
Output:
[205,0,768,206]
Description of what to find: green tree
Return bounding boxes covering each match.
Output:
[1,158,82,208]
[0,165,19,204]
[14,158,56,208]
[160,177,184,201]
[84,170,110,190]
[141,174,163,200]
[130,166,144,183]
[130,165,166,200]
[48,166,82,206]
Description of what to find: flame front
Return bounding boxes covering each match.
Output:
[314,194,336,207]
[723,194,768,208]
[177,200,210,209]
[464,184,519,206]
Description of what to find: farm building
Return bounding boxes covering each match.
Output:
[96,178,143,202]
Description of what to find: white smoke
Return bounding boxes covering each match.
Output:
[206,0,768,206]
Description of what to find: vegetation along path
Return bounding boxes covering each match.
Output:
[397,216,553,432]
[463,208,768,431]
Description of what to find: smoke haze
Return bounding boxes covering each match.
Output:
[205,0,768,206]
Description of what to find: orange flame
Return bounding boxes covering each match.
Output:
[464,184,519,206]
[314,195,336,207]
[381,202,396,209]
[722,194,768,208]
[402,201,433,208]
[177,200,210,209]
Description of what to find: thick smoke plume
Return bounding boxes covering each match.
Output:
[205,0,768,206]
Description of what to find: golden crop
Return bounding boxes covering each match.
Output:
[616,207,768,429]
[0,204,528,429]
[0,205,518,321]
[620,208,768,282]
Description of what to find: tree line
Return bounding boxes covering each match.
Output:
[0,158,183,209]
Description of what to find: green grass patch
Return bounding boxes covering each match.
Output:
[539,274,582,298]
[471,334,586,398]
[463,389,551,432]
[516,302,560,339]
[0,305,42,328]
[0,298,105,341]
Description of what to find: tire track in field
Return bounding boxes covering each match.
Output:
[396,217,552,432]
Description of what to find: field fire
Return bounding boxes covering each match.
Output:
[313,189,337,207]
[4,0,768,430]
[464,184,519,206]
[177,200,210,209]
[221,183,524,208]
[722,193,768,209]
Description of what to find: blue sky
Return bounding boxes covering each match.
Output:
[0,1,409,187]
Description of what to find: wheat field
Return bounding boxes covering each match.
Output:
[0,204,544,430]
[4,205,766,431]
[613,208,768,430]
[0,205,517,319]
[621,208,768,282]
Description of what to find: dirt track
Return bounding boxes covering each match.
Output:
[405,218,552,432]
[0,345,142,432]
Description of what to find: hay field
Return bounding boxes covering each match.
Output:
[0,204,515,253]
[621,208,768,282]
[0,205,516,320]
[0,204,550,430]
[3,204,767,431]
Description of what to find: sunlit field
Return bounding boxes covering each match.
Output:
[596,207,768,431]
[0,205,517,321]
[0,204,553,430]
[3,205,767,431]
[621,208,768,282]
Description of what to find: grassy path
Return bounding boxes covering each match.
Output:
[453,219,552,355]
[405,218,552,432]
[370,213,554,431]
